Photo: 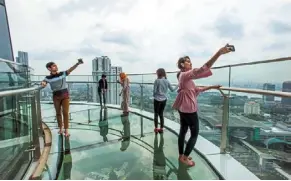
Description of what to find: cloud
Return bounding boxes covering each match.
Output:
[101,31,133,46]
[5,0,291,84]
[214,15,245,40]
[268,20,291,34]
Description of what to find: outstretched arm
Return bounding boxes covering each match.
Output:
[196,85,221,94]
[183,45,232,80]
[167,80,178,92]
[66,59,83,75]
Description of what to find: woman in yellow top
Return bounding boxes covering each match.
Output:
[118,72,130,115]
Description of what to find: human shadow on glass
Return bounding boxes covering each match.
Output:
[58,137,72,180]
[153,133,167,180]
[99,108,108,142]
[119,114,131,151]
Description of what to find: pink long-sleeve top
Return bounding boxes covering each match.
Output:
[172,65,213,113]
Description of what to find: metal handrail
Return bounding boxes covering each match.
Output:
[0,58,34,69]
[31,56,291,76]
[0,86,41,97]
[32,80,291,98]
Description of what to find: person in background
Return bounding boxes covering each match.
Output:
[118,72,130,115]
[153,68,177,133]
[41,59,83,137]
[173,45,233,167]
[98,74,108,108]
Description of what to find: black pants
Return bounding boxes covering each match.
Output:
[178,111,199,157]
[98,91,106,106]
[154,99,167,128]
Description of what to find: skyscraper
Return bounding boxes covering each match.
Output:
[92,56,112,103]
[111,66,122,105]
[263,83,275,104]
[281,81,291,107]
[16,51,29,66]
[0,0,14,61]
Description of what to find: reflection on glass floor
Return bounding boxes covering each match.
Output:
[42,107,219,180]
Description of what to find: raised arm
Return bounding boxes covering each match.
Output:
[66,59,83,75]
[183,45,232,80]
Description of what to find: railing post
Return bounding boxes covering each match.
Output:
[88,109,91,123]
[140,117,144,137]
[31,93,41,160]
[140,84,144,110]
[220,95,230,154]
[35,90,43,135]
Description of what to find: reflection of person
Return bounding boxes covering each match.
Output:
[173,45,232,166]
[99,108,108,142]
[41,59,83,137]
[98,74,108,108]
[118,72,130,115]
[153,133,166,180]
[120,114,130,151]
[153,68,177,133]
[177,161,192,180]
[59,137,72,180]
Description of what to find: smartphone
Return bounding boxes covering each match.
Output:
[78,58,83,64]
[226,44,235,52]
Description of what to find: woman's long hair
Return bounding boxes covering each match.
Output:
[156,68,167,79]
[119,72,127,81]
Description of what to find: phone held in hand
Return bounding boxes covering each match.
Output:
[78,58,83,64]
[226,44,235,52]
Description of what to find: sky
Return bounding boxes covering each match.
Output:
[5,0,291,83]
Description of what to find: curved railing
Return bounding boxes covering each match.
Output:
[32,56,291,180]
[0,56,291,179]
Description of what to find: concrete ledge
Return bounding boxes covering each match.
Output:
[40,101,259,180]
[29,122,52,180]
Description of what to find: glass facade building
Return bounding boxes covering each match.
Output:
[0,0,14,61]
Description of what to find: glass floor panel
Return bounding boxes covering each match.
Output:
[42,107,219,180]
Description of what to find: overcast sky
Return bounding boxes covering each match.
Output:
[6,0,291,83]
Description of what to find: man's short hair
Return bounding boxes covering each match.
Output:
[46,62,55,69]
[102,74,106,78]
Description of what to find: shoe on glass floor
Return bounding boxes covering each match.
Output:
[154,128,159,133]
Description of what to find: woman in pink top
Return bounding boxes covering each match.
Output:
[173,45,233,167]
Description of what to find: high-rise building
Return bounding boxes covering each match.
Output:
[16,51,29,66]
[110,66,122,105]
[0,0,14,61]
[244,101,260,115]
[263,83,275,103]
[92,56,112,103]
[281,81,291,107]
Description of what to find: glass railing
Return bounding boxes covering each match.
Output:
[0,86,42,180]
[0,58,34,91]
[32,57,291,180]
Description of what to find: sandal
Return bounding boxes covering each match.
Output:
[154,128,159,133]
[179,157,195,167]
[179,155,192,160]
